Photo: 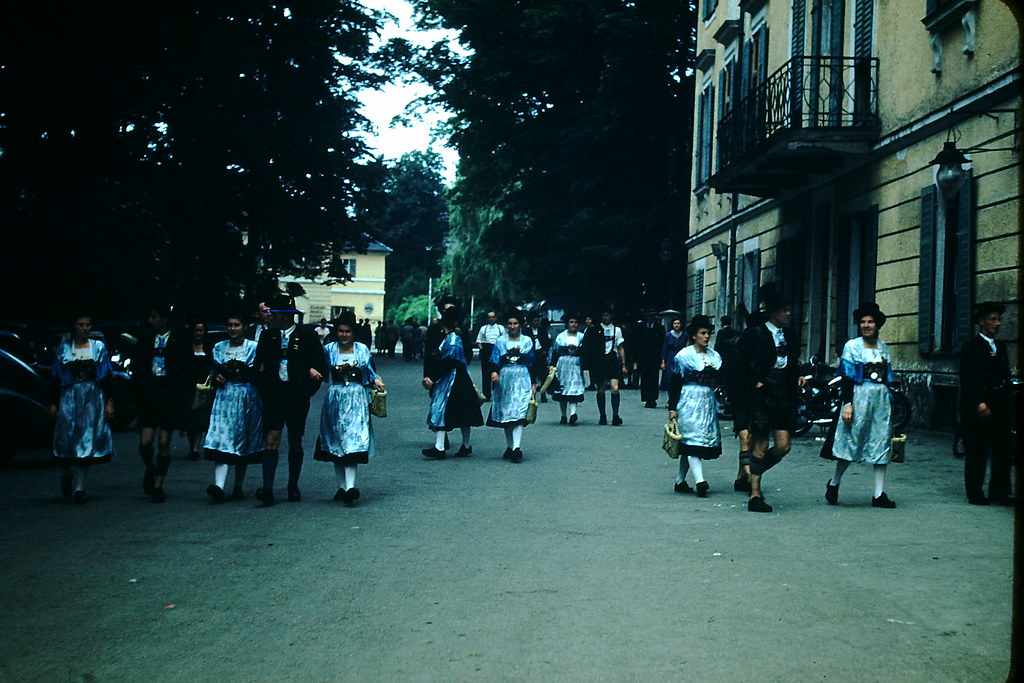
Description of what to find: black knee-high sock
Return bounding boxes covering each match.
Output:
[261,449,279,492]
[139,443,154,467]
[154,454,171,480]
[597,393,607,418]
[287,446,304,488]
[610,393,621,417]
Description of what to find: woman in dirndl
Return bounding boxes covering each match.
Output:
[823,303,896,508]
[487,310,536,463]
[314,311,385,505]
[667,315,722,498]
[548,314,586,425]
[49,314,116,504]
[203,313,262,502]
[422,308,483,459]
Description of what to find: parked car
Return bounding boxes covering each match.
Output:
[0,331,53,460]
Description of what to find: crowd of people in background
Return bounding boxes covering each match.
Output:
[46,287,1014,512]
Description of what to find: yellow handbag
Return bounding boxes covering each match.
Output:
[526,398,539,424]
[370,389,388,418]
[662,419,683,459]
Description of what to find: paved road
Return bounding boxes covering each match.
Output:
[0,356,1014,681]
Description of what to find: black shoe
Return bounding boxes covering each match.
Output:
[333,488,347,502]
[559,416,568,425]
[186,451,200,461]
[733,477,751,493]
[143,467,155,496]
[696,481,709,498]
[231,487,245,501]
[644,401,657,409]
[611,416,623,426]
[825,480,839,505]
[454,445,473,458]
[206,484,226,503]
[422,447,446,460]
[255,488,275,508]
[345,488,360,506]
[60,474,72,498]
[747,496,772,513]
[598,416,608,425]
[73,490,87,505]
[287,485,301,502]
[510,448,523,463]
[569,414,578,426]
[872,492,896,508]
[674,481,694,494]
[968,496,989,506]
[990,496,1016,507]
[151,488,166,504]
[502,448,513,460]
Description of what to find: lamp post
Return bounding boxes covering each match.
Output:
[929,140,969,202]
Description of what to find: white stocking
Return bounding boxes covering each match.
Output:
[214,463,229,489]
[831,460,850,486]
[511,425,524,449]
[72,466,88,492]
[873,464,886,498]
[434,430,447,451]
[687,456,705,483]
[345,466,357,490]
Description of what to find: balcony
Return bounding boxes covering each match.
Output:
[709,56,880,197]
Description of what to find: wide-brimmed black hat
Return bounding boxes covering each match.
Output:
[266,294,301,314]
[973,301,1006,322]
[440,307,461,330]
[334,310,357,329]
[760,284,791,314]
[505,309,527,326]
[853,302,887,329]
[686,314,715,337]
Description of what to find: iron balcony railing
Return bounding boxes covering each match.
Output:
[716,55,880,170]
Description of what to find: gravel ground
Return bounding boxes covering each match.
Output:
[0,356,1015,682]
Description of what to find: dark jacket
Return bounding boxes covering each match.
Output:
[734,323,800,391]
[132,328,186,383]
[959,335,1012,419]
[255,324,327,397]
[633,321,666,366]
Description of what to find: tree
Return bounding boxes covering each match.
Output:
[361,151,450,313]
[0,1,385,322]
[412,0,695,312]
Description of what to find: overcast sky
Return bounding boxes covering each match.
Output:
[356,0,459,183]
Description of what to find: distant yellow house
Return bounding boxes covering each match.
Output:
[280,239,392,324]
[687,0,1019,427]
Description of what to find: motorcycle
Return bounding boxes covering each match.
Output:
[794,360,912,435]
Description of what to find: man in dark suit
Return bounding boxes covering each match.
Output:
[959,301,1014,506]
[632,309,665,408]
[734,289,804,512]
[254,295,327,506]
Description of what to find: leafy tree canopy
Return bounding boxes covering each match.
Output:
[359,150,449,314]
[411,0,695,313]
[0,1,387,323]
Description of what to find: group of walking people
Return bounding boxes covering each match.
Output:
[50,295,385,506]
[47,288,1015,512]
[666,290,900,512]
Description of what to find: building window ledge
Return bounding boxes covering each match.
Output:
[922,0,975,34]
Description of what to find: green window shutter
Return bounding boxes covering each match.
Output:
[854,0,874,58]
[953,171,974,348]
[791,0,806,57]
[860,206,878,300]
[918,186,937,354]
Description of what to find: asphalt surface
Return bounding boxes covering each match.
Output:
[0,355,1015,682]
